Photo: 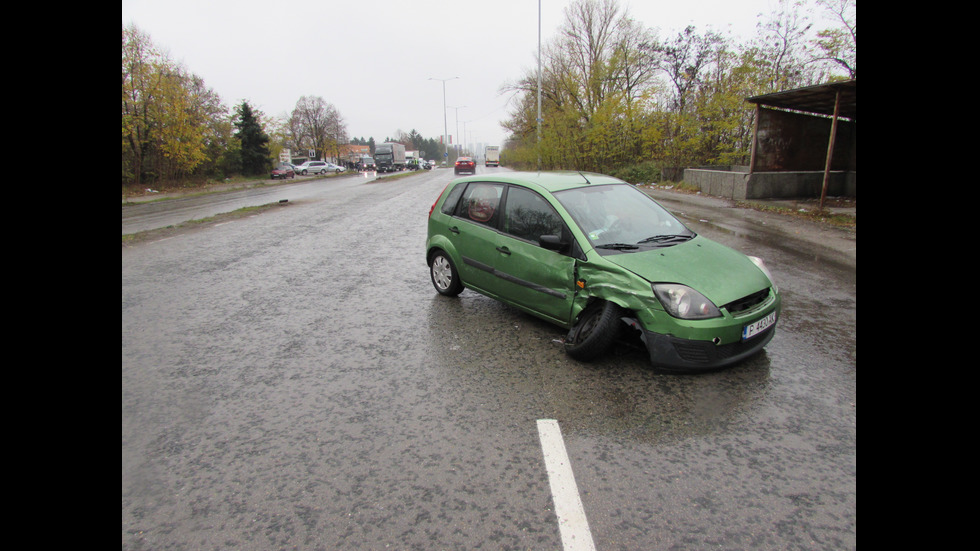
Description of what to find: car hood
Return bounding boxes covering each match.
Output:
[599,236,772,305]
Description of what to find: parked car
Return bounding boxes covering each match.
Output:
[454,156,476,175]
[271,164,295,179]
[296,160,330,175]
[324,162,346,174]
[425,171,781,371]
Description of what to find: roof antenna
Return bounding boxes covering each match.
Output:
[578,171,592,185]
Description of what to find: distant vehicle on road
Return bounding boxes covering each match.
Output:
[271,164,295,179]
[454,156,476,175]
[375,142,406,172]
[357,156,377,171]
[485,146,500,167]
[324,162,346,174]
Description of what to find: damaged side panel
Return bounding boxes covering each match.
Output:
[570,259,662,325]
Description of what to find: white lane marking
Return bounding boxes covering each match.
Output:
[537,419,597,551]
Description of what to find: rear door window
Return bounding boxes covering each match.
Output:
[455,183,505,228]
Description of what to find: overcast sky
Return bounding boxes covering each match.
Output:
[122,0,826,151]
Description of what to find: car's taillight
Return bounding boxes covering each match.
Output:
[429,184,450,218]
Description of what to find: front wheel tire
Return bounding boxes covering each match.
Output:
[430,252,463,297]
[564,301,625,361]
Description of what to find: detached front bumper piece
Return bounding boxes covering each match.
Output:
[638,325,776,372]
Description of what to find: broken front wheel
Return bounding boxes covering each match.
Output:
[564,300,625,361]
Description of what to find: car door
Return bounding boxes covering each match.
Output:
[490,185,577,325]
[448,182,507,294]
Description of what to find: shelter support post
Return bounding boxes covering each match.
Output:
[748,104,760,174]
[819,90,841,210]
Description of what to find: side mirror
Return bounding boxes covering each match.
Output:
[539,235,567,251]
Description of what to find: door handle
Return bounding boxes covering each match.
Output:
[449,226,459,234]
[496,246,511,255]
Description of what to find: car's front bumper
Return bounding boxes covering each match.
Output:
[636,323,776,371]
[623,291,780,372]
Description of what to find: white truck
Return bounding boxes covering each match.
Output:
[485,145,500,167]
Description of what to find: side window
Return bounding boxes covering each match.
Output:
[456,183,504,227]
[503,186,564,244]
[440,183,466,215]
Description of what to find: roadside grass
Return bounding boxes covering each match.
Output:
[122,169,429,244]
[122,203,283,245]
[122,172,347,203]
[122,175,265,201]
[122,168,425,204]
[371,169,427,183]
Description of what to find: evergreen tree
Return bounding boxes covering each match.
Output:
[234,101,270,175]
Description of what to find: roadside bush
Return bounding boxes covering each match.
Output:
[609,161,662,184]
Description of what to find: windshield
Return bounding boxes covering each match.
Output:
[554,184,694,250]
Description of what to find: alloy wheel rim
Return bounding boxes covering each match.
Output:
[432,257,452,290]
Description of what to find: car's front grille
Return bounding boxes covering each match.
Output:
[724,288,770,314]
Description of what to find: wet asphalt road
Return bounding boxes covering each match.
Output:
[122,168,856,550]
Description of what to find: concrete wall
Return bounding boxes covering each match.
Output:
[683,167,856,200]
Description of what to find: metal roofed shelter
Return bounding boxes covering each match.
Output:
[746,80,856,209]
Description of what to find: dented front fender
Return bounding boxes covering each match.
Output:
[570,254,662,324]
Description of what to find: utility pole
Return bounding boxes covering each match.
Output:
[429,77,459,165]
[537,0,543,171]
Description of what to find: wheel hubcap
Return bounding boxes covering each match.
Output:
[432,257,452,290]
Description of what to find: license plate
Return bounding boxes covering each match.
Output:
[742,311,776,340]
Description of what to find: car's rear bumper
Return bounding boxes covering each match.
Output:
[635,323,775,372]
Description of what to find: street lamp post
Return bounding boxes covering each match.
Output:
[448,105,466,156]
[428,77,459,165]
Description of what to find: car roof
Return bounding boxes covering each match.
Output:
[453,171,627,193]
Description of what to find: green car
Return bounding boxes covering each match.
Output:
[425,171,780,371]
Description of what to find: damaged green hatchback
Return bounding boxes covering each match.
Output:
[425,171,780,371]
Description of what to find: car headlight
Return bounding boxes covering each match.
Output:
[652,283,721,319]
[748,256,778,294]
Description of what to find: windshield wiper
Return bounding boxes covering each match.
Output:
[595,242,639,250]
[637,234,694,245]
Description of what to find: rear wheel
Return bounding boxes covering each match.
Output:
[429,251,463,297]
[564,301,625,361]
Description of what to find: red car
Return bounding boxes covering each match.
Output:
[271,165,295,180]
[454,156,476,175]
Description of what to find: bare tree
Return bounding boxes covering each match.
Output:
[813,0,856,78]
[290,96,347,160]
[643,26,725,112]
